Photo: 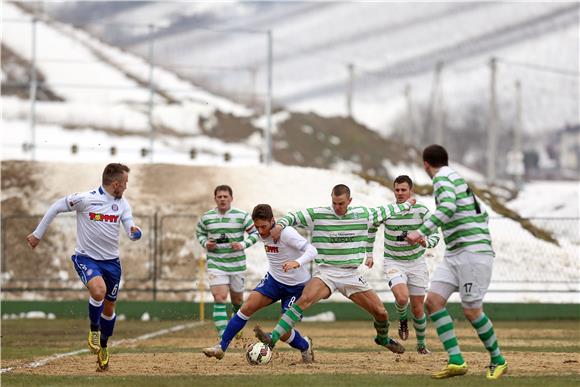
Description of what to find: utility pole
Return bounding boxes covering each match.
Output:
[346,63,354,118]
[147,24,155,163]
[487,57,498,185]
[265,29,273,165]
[434,63,445,145]
[513,80,524,189]
[404,84,415,145]
[424,61,443,146]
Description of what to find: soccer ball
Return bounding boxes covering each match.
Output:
[245,342,272,365]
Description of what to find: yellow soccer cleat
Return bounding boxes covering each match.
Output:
[431,362,468,379]
[88,330,100,354]
[97,347,110,371]
[486,362,508,380]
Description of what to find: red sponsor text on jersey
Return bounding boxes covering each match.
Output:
[264,245,279,253]
[89,212,119,223]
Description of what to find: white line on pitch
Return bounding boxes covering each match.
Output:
[1,321,206,374]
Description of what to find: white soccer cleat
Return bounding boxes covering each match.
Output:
[301,336,315,364]
[202,344,225,360]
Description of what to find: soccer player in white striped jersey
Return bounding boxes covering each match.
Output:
[26,163,141,371]
[254,184,415,355]
[202,204,317,363]
[407,145,507,380]
[368,175,439,355]
[196,185,258,338]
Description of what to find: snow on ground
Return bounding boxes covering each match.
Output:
[507,180,580,218]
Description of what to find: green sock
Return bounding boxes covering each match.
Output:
[231,303,242,316]
[271,304,303,346]
[471,313,505,365]
[395,301,408,321]
[413,313,427,346]
[213,303,228,338]
[430,308,464,365]
[374,319,390,344]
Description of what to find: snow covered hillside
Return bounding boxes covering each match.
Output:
[45,2,579,136]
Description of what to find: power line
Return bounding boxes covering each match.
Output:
[496,57,579,78]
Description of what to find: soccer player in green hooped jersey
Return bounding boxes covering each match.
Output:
[196,185,258,338]
[368,175,439,355]
[406,145,507,380]
[254,184,415,355]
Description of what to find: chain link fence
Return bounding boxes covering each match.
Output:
[1,214,578,301]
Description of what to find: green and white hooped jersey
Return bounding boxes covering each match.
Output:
[369,203,440,261]
[196,207,258,274]
[277,203,411,269]
[419,166,495,257]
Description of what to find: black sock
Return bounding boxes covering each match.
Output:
[90,324,100,332]
[100,338,108,348]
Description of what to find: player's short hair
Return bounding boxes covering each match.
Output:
[252,204,273,221]
[102,163,130,186]
[332,184,351,198]
[214,185,233,197]
[394,175,413,189]
[423,144,449,167]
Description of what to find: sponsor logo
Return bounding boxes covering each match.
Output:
[265,245,279,253]
[112,204,119,211]
[330,232,355,243]
[89,212,120,223]
[87,269,93,276]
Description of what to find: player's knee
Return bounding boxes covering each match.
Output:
[394,293,408,306]
[424,296,439,315]
[462,307,482,321]
[412,304,425,317]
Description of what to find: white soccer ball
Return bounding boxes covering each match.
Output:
[245,342,272,365]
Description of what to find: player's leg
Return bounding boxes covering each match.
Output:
[71,254,105,353]
[391,283,410,340]
[426,283,468,379]
[229,274,245,316]
[210,282,230,339]
[407,260,430,354]
[385,260,410,340]
[259,278,331,348]
[458,254,507,379]
[97,258,121,371]
[409,293,429,354]
[279,284,314,363]
[349,289,404,354]
[204,290,273,359]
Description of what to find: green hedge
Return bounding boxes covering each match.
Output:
[1,301,578,321]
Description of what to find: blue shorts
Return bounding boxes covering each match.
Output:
[71,254,122,302]
[253,272,306,314]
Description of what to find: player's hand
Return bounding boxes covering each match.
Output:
[417,237,427,247]
[206,239,217,251]
[271,225,283,242]
[130,226,142,241]
[405,231,422,244]
[365,256,374,268]
[231,242,244,251]
[282,261,300,272]
[406,198,416,206]
[26,233,40,249]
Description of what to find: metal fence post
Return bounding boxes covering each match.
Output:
[147,23,156,163]
[152,211,158,301]
[264,29,273,165]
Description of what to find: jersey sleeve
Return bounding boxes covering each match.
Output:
[241,212,259,248]
[421,208,440,247]
[419,176,457,236]
[196,215,209,248]
[120,200,135,238]
[32,197,71,239]
[370,202,411,225]
[64,192,89,212]
[277,208,315,231]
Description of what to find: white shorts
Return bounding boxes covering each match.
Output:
[208,272,245,293]
[314,267,372,298]
[430,252,494,308]
[384,257,429,296]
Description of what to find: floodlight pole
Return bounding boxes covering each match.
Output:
[265,29,273,165]
[487,57,498,184]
